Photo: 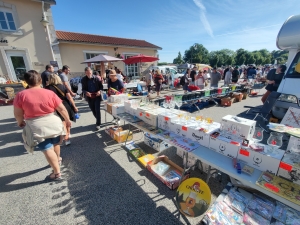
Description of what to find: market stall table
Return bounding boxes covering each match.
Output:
[103,81,146,90]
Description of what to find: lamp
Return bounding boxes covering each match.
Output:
[40,16,49,27]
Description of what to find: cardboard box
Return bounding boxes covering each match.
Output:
[146,155,189,190]
[112,104,125,116]
[114,130,133,143]
[143,108,166,127]
[136,106,153,120]
[237,144,285,175]
[287,135,300,151]
[209,135,240,159]
[105,126,123,139]
[185,122,220,148]
[106,103,117,114]
[137,154,155,167]
[144,133,169,151]
[277,152,300,185]
[233,93,243,102]
[221,115,256,140]
[124,100,133,113]
[157,113,181,131]
[109,94,128,103]
[221,97,233,106]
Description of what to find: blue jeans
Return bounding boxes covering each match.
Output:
[88,96,101,126]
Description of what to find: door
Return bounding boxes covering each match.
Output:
[6,51,30,81]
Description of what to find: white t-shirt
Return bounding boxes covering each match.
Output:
[116,74,123,81]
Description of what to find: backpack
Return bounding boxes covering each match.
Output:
[180,76,186,85]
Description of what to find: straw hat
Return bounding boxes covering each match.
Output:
[109,70,117,76]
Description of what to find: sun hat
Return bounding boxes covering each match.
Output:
[109,70,117,76]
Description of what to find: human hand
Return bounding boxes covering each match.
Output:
[74,107,78,112]
[65,120,72,128]
[96,91,101,96]
[268,80,274,84]
[71,92,76,97]
[86,92,91,97]
[18,120,26,128]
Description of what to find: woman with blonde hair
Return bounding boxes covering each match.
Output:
[46,73,78,146]
[154,69,164,97]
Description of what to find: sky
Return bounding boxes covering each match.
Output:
[52,0,299,63]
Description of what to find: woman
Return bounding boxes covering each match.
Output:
[14,70,71,181]
[182,68,190,93]
[195,70,206,89]
[154,69,164,97]
[145,69,154,97]
[46,74,78,145]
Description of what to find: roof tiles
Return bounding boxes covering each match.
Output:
[56,31,162,49]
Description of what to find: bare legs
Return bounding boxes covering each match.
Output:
[62,121,70,140]
[43,144,61,179]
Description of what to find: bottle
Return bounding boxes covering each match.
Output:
[75,113,80,119]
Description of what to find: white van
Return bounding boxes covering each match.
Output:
[271,14,300,119]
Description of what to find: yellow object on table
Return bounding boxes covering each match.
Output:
[113,130,133,143]
[138,154,155,167]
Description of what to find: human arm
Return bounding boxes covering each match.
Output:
[66,93,78,112]
[14,107,26,128]
[63,81,76,97]
[55,103,71,127]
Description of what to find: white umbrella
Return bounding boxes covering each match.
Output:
[81,54,123,78]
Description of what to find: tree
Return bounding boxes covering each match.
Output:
[209,51,219,67]
[235,48,248,65]
[173,52,184,65]
[247,53,256,64]
[226,57,235,66]
[183,43,209,64]
[158,62,168,66]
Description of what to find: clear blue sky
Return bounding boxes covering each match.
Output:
[52,0,299,63]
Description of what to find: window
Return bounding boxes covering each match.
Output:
[0,11,16,31]
[286,51,300,79]
[86,53,99,60]
[125,55,139,78]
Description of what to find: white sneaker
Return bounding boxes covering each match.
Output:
[65,139,71,146]
[96,125,100,130]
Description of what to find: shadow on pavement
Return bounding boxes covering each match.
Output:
[51,132,184,224]
[0,166,48,192]
[0,144,27,158]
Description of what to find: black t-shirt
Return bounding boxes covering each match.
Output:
[190,70,196,81]
[107,79,124,91]
[232,69,240,80]
[41,70,51,87]
[46,84,69,100]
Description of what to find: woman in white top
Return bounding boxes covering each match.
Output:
[116,69,124,82]
[195,70,206,89]
[224,68,232,86]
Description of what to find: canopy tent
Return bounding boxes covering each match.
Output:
[81,54,123,78]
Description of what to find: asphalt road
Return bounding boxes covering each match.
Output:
[0,85,266,225]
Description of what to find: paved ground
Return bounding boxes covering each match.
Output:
[0,84,267,225]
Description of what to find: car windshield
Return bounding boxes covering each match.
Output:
[285,51,300,78]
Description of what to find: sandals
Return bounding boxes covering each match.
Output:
[45,172,63,182]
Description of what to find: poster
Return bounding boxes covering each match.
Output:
[176,178,211,217]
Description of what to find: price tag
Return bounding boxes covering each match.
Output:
[164,117,169,121]
[146,113,150,117]
[279,162,292,171]
[239,149,249,157]
[139,112,143,116]
[182,126,187,131]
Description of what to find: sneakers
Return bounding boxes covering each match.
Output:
[96,125,100,130]
[65,139,71,146]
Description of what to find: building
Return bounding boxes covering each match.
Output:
[0,0,161,81]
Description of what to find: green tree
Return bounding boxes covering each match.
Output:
[247,53,256,64]
[226,57,235,66]
[158,62,168,66]
[183,43,209,64]
[173,52,184,65]
[235,48,248,65]
[209,51,219,67]
[259,49,272,64]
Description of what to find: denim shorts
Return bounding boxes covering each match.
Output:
[36,136,61,151]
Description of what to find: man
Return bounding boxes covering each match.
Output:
[210,67,221,88]
[223,66,230,80]
[189,66,197,85]
[59,65,76,97]
[231,66,240,83]
[41,64,54,87]
[107,69,125,93]
[261,65,287,103]
[81,67,103,130]
[224,67,233,86]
